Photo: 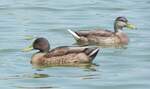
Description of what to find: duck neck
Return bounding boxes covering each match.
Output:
[39,49,50,53]
[40,45,50,53]
[114,22,123,33]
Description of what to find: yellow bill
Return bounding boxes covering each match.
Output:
[22,45,33,52]
[24,35,36,40]
[126,23,136,29]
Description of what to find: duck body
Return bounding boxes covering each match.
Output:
[68,17,135,47]
[31,46,99,66]
[74,29,129,46]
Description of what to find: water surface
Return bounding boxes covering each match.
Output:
[0,0,150,89]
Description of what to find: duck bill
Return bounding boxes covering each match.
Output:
[126,23,136,29]
[22,45,33,52]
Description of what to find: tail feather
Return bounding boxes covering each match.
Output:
[89,48,99,57]
[67,29,80,40]
[84,47,99,61]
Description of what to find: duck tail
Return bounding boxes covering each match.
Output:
[84,47,99,62]
[67,29,81,41]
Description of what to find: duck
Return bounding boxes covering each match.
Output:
[23,37,99,66]
[68,17,136,46]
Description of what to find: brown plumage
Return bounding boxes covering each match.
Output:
[68,17,136,46]
[30,38,99,66]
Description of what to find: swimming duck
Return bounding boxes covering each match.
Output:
[23,38,99,66]
[68,17,136,46]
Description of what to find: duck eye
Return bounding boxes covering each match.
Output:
[120,20,127,23]
[119,18,128,23]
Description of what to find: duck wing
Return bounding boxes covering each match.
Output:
[76,29,114,37]
[44,46,99,59]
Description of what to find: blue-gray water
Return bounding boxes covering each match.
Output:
[0,0,150,89]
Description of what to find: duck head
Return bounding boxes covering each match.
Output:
[23,37,50,52]
[114,17,136,33]
[33,38,50,52]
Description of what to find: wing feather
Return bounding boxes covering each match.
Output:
[45,46,87,58]
[76,29,114,37]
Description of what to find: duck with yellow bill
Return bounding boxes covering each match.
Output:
[68,17,136,46]
[23,38,100,66]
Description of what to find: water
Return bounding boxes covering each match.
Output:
[0,0,150,89]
